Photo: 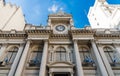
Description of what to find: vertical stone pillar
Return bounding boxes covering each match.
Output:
[91,40,108,76]
[39,40,48,76]
[0,44,7,59]
[14,41,30,76]
[49,72,52,76]
[73,40,84,76]
[97,44,114,76]
[70,72,74,76]
[8,44,25,76]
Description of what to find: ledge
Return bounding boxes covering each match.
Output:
[83,67,97,70]
[26,67,40,70]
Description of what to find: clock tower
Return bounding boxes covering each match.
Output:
[48,10,74,34]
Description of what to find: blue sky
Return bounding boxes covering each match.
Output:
[5,0,120,28]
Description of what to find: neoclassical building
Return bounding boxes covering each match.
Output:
[0,0,120,76]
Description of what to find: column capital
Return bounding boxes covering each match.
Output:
[73,40,78,43]
[90,39,95,42]
[44,40,49,42]
[19,43,25,46]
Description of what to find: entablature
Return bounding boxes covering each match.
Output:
[95,39,120,44]
[94,34,120,39]
[0,31,26,39]
[50,34,71,39]
[70,29,95,40]
[25,29,52,34]
[26,30,52,40]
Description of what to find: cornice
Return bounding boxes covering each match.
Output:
[0,31,27,39]
[70,29,95,35]
[25,30,52,34]
[94,34,120,39]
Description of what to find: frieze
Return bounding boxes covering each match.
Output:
[50,34,71,39]
[70,29,94,34]
[28,34,49,40]
[0,34,26,39]
[26,30,52,34]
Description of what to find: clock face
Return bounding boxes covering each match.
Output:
[56,25,65,31]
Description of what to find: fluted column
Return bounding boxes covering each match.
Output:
[39,40,48,76]
[91,40,108,76]
[8,44,25,76]
[73,40,84,76]
[15,41,30,76]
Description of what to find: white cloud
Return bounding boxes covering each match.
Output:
[48,4,58,13]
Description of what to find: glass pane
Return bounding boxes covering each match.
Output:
[9,52,17,63]
[55,47,67,62]
[37,52,42,62]
[61,52,66,61]
[56,52,60,61]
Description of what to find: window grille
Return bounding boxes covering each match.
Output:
[55,47,67,62]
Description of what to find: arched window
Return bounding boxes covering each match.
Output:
[79,47,94,66]
[29,47,43,67]
[103,47,118,66]
[55,47,66,62]
[103,47,120,66]
[4,47,18,65]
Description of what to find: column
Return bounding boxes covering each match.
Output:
[49,72,52,76]
[0,44,7,59]
[8,44,25,76]
[97,44,114,76]
[39,40,48,76]
[73,40,84,76]
[14,41,30,76]
[70,72,74,76]
[91,40,108,76]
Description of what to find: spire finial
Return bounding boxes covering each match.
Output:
[57,8,64,15]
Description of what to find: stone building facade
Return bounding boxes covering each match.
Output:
[88,0,120,29]
[0,0,120,76]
